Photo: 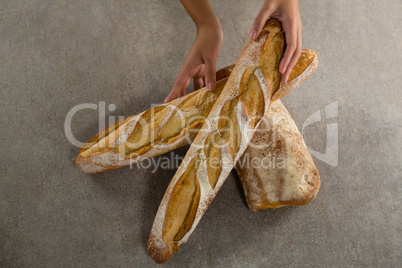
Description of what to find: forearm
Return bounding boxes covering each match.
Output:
[165,0,223,102]
[180,0,220,28]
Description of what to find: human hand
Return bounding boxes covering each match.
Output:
[249,0,302,83]
[164,22,223,103]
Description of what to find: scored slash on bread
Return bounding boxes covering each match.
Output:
[74,19,320,264]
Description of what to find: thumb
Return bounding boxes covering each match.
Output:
[204,58,217,91]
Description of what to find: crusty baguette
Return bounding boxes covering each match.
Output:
[75,49,318,174]
[75,65,234,174]
[236,99,320,211]
[147,18,285,263]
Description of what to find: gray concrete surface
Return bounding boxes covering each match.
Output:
[1,0,401,267]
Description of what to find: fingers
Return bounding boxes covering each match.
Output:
[279,19,301,83]
[249,2,275,40]
[281,25,302,83]
[193,77,204,91]
[163,83,188,103]
[203,57,216,91]
[164,73,191,103]
[279,20,297,74]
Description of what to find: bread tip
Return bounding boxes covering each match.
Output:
[147,234,172,264]
[75,154,85,169]
[75,154,109,174]
[265,18,282,30]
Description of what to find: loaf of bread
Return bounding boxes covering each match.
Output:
[147,19,286,263]
[236,99,320,211]
[75,49,317,174]
[75,65,234,174]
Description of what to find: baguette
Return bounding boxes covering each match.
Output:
[75,65,234,174]
[75,48,317,174]
[236,99,320,211]
[148,19,286,263]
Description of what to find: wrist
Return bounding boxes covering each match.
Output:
[181,0,221,31]
[196,17,222,40]
[194,13,220,28]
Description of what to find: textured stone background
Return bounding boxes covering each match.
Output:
[1,0,401,266]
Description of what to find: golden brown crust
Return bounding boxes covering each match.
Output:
[204,133,223,189]
[239,66,265,129]
[216,64,235,81]
[162,153,201,254]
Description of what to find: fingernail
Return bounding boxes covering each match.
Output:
[207,82,215,90]
[279,62,285,74]
[282,65,287,75]
[249,30,257,40]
